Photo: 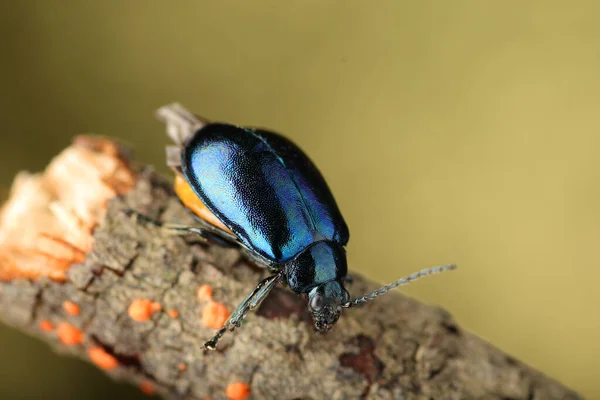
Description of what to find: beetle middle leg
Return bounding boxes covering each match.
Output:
[123,208,240,247]
[204,271,283,350]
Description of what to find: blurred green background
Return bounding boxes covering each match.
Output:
[1,1,598,398]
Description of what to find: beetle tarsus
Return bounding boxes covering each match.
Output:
[203,273,282,350]
[123,208,163,227]
[204,328,226,350]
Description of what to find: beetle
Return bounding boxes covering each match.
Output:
[129,104,456,350]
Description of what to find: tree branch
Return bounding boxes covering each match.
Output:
[0,135,581,399]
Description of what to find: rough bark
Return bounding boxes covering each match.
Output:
[0,168,581,400]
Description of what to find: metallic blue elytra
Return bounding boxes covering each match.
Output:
[147,104,455,351]
[181,124,349,263]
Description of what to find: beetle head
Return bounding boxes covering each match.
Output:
[307,280,349,332]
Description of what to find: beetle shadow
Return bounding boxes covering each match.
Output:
[256,287,312,324]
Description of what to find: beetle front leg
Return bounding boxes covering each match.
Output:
[204,272,283,350]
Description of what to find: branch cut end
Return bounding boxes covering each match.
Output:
[0,136,135,281]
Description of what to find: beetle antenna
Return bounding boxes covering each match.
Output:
[342,264,456,308]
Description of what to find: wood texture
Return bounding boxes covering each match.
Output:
[0,168,581,400]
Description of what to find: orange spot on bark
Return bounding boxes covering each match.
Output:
[202,301,230,329]
[178,363,187,372]
[139,380,155,396]
[88,346,119,370]
[226,382,251,400]
[150,302,162,312]
[39,319,54,332]
[57,322,84,345]
[197,284,213,301]
[128,299,159,322]
[168,309,179,318]
[63,300,81,316]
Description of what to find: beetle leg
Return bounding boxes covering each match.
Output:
[123,208,240,247]
[204,272,283,350]
[239,249,277,270]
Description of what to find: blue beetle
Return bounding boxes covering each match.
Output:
[131,104,455,350]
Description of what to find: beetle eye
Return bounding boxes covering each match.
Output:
[310,294,325,312]
[341,290,350,304]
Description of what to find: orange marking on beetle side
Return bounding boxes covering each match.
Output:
[173,174,233,234]
[226,382,251,400]
[197,284,213,301]
[202,301,230,329]
[57,322,84,345]
[88,346,119,370]
[139,380,155,396]
[39,319,54,332]
[63,300,81,316]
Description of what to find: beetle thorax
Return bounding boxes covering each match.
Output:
[283,241,347,294]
